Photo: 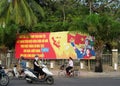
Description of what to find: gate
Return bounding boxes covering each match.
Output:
[102,54,113,71]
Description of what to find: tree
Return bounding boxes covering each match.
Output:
[84,14,120,72]
[0,0,44,50]
[0,0,44,28]
[0,24,18,50]
[66,0,120,72]
[32,0,89,32]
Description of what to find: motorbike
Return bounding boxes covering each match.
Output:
[7,64,25,79]
[24,63,54,85]
[0,66,9,86]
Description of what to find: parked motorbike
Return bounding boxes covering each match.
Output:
[0,66,9,86]
[7,65,25,79]
[24,63,54,85]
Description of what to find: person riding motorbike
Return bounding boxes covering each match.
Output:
[33,55,45,79]
[0,65,9,86]
[20,56,26,76]
[66,57,74,76]
[24,56,54,85]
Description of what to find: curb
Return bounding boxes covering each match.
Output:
[51,70,120,78]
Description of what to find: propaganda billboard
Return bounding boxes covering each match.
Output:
[15,31,95,59]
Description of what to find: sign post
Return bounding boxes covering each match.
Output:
[41,48,49,62]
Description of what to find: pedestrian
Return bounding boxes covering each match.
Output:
[66,57,74,76]
[33,55,45,79]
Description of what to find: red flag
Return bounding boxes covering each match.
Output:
[67,34,75,43]
[75,34,86,45]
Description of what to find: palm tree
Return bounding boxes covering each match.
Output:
[68,12,120,72]
[85,14,120,72]
[0,0,44,51]
[0,0,44,28]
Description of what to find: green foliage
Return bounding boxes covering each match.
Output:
[0,0,120,52]
[0,24,18,49]
[84,13,120,50]
[0,0,44,28]
[32,22,50,32]
[68,16,88,33]
[32,21,70,32]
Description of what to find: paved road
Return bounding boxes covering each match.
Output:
[8,77,120,86]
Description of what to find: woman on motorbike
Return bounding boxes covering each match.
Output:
[33,55,45,79]
[66,57,74,76]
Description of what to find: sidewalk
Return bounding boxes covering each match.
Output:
[5,68,120,78]
[79,71,120,78]
[51,70,120,78]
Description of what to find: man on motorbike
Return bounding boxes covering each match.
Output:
[33,55,45,79]
[20,56,26,70]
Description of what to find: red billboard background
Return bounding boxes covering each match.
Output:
[15,32,95,59]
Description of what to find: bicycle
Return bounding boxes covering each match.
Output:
[58,65,80,77]
[58,65,66,77]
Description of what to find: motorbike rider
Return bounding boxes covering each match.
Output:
[66,57,74,76]
[0,65,2,70]
[20,56,27,76]
[33,55,45,79]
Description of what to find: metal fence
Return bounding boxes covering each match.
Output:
[1,50,120,71]
[81,54,120,71]
[118,54,120,65]
[102,54,112,66]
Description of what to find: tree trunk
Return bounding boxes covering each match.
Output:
[95,58,103,72]
[94,42,104,72]
[62,4,66,22]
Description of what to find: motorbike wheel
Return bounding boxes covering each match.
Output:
[0,75,9,86]
[7,71,14,80]
[46,76,54,85]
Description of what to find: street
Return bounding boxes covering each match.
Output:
[8,77,120,86]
